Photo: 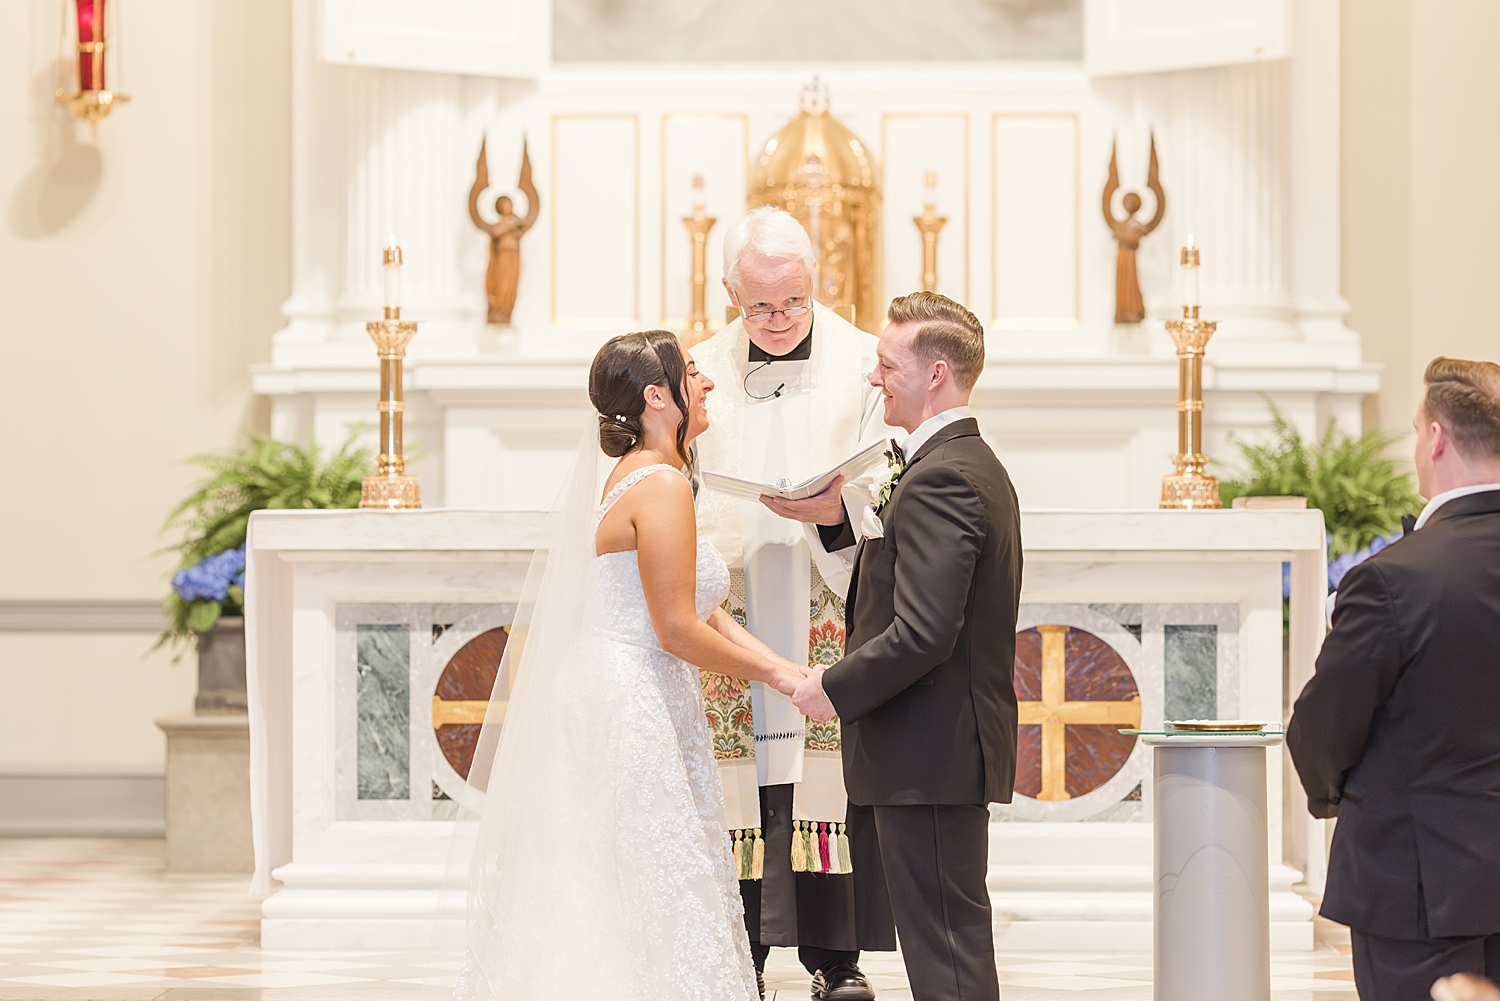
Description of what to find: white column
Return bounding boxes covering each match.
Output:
[1291,0,1358,349]
[274,0,348,352]
[1156,61,1294,342]
[341,68,486,351]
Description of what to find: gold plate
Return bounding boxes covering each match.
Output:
[1165,720,1269,732]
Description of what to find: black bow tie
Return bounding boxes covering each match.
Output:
[1401,514,1417,536]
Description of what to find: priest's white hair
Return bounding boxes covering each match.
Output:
[723,206,816,286]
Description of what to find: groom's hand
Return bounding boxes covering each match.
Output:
[761,476,846,527]
[792,665,837,723]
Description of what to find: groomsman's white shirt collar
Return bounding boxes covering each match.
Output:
[1412,481,1500,530]
[901,407,972,462]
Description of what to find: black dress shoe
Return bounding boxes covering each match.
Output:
[811,962,875,1001]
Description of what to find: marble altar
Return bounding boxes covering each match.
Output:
[245,506,1325,951]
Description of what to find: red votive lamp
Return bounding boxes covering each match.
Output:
[75,0,105,92]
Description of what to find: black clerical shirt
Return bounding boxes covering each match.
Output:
[746,315,814,362]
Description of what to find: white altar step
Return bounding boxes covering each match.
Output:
[260,826,1317,951]
[261,862,453,950]
[989,866,1315,951]
[987,824,1316,951]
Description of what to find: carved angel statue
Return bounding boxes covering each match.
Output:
[1102,134,1165,325]
[469,138,539,325]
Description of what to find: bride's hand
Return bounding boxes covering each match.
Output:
[768,658,809,696]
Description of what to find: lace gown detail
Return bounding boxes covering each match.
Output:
[455,465,756,1001]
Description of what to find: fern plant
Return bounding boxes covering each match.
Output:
[159,433,372,648]
[1218,402,1422,557]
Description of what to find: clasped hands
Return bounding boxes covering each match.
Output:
[766,659,837,723]
[757,477,845,723]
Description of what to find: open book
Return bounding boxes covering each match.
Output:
[699,438,896,502]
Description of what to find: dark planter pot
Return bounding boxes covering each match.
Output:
[194,616,247,713]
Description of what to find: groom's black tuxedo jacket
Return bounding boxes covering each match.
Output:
[820,418,1022,807]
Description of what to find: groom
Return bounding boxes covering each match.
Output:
[779,291,1021,1001]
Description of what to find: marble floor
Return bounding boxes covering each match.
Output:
[0,838,1356,1001]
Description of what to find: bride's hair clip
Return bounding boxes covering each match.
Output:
[598,411,641,457]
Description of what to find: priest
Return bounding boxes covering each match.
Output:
[693,206,899,1001]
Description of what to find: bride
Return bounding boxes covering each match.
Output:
[454,329,807,1001]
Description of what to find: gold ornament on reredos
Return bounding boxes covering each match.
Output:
[749,80,881,334]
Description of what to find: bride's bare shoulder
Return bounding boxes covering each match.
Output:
[627,465,692,504]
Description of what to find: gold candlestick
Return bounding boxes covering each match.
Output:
[913,172,947,293]
[361,244,421,510]
[681,175,717,346]
[1160,242,1220,509]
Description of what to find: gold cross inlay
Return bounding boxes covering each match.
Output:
[432,697,490,727]
[1016,624,1141,802]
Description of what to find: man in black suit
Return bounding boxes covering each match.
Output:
[1289,357,1500,1001]
[772,291,1021,1001]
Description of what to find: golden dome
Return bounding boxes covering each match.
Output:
[747,82,882,332]
[751,86,876,194]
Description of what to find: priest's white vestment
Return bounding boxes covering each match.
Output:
[692,302,898,842]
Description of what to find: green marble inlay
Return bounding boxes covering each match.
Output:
[356,624,410,800]
[1164,624,1217,721]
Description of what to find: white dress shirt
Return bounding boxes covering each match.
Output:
[900,406,972,462]
[1412,482,1500,530]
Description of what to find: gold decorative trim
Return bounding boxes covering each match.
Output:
[550,113,641,330]
[990,113,1081,330]
[880,113,970,305]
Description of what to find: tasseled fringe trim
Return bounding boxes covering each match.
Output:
[729,828,765,880]
[789,821,853,874]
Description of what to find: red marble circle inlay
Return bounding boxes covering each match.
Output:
[434,627,508,780]
[1013,625,1139,800]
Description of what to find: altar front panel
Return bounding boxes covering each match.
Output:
[247,508,1322,950]
[286,558,528,871]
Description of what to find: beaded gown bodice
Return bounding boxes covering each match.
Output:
[587,464,731,648]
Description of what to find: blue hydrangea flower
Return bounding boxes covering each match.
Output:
[171,546,247,603]
[1283,530,1405,600]
[1327,531,1403,593]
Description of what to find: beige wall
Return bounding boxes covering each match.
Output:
[1344,0,1500,443]
[0,0,290,768]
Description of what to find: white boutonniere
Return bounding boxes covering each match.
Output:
[869,439,906,513]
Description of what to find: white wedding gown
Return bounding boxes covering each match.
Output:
[455,464,760,1001]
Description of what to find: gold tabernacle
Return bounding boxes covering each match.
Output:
[1160,241,1221,510]
[361,243,421,510]
[748,79,881,333]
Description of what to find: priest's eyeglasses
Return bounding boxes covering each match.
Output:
[743,304,811,323]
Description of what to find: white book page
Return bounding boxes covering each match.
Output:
[700,439,894,502]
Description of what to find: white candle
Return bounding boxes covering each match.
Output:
[1182,233,1200,316]
[382,234,402,314]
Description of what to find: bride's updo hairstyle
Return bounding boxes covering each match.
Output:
[589,329,692,464]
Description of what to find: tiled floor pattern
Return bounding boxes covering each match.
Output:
[0,839,1356,1000]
